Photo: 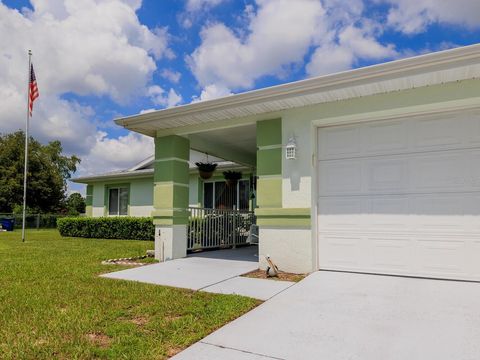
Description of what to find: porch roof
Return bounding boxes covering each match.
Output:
[71,157,247,184]
[115,43,480,137]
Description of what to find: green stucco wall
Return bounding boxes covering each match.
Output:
[87,178,153,217]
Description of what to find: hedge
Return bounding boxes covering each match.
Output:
[57,217,154,240]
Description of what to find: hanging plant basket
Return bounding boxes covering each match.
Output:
[223,170,242,187]
[196,162,217,180]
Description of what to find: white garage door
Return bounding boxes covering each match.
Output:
[317,111,480,281]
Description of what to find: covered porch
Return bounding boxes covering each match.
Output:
[146,120,284,269]
[117,87,313,274]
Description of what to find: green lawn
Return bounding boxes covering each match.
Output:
[0,230,258,359]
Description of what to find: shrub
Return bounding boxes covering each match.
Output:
[57,217,154,240]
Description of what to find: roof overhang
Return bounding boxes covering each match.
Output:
[115,44,480,137]
[71,161,249,184]
[72,169,154,184]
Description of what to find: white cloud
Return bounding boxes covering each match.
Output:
[194,83,233,102]
[147,85,182,108]
[378,0,480,34]
[306,24,397,77]
[186,0,225,12]
[188,0,326,93]
[306,45,354,76]
[188,0,396,96]
[78,131,154,176]
[139,108,156,114]
[180,0,227,28]
[0,0,173,180]
[161,69,182,84]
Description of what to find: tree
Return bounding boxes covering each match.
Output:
[65,193,86,215]
[0,131,80,213]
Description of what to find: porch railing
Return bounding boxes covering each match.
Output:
[187,207,255,250]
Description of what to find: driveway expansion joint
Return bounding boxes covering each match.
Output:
[199,341,285,360]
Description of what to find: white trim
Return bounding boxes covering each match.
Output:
[311,121,320,271]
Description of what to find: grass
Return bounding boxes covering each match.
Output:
[0,230,259,359]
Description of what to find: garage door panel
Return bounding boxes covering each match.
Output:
[370,236,411,272]
[319,150,480,196]
[317,111,480,281]
[367,158,408,192]
[318,160,362,195]
[318,234,366,269]
[413,115,464,150]
[318,126,361,159]
[416,238,468,277]
[365,121,409,153]
[412,152,466,190]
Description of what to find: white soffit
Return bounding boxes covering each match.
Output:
[116,44,480,136]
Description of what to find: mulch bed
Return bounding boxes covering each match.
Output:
[242,269,307,282]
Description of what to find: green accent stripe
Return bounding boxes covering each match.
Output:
[257,118,282,147]
[257,148,282,176]
[255,207,311,227]
[154,159,189,183]
[155,135,189,159]
[256,177,282,208]
[255,208,310,216]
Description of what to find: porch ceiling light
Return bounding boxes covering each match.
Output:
[285,137,297,160]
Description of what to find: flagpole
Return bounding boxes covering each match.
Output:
[21,50,32,242]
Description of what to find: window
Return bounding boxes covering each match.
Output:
[108,187,129,215]
[203,180,250,210]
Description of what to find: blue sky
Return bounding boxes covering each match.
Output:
[1,0,480,193]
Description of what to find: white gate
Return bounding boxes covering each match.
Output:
[187,207,255,250]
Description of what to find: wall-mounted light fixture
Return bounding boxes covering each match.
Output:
[285,136,297,160]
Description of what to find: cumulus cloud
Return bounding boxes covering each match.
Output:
[147,85,182,108]
[194,84,233,102]
[378,0,480,34]
[188,0,396,99]
[307,24,397,76]
[180,0,227,28]
[0,0,173,180]
[77,131,154,175]
[160,69,182,84]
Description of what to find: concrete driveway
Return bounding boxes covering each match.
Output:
[173,271,480,360]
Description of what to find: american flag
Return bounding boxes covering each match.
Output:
[29,63,39,116]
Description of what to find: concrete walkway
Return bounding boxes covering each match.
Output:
[173,271,480,360]
[101,246,294,300]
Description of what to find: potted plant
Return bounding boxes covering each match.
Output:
[223,170,242,187]
[195,162,217,180]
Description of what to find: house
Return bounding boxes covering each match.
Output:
[73,150,255,217]
[75,44,480,280]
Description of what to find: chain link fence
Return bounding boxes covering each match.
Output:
[0,213,71,230]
